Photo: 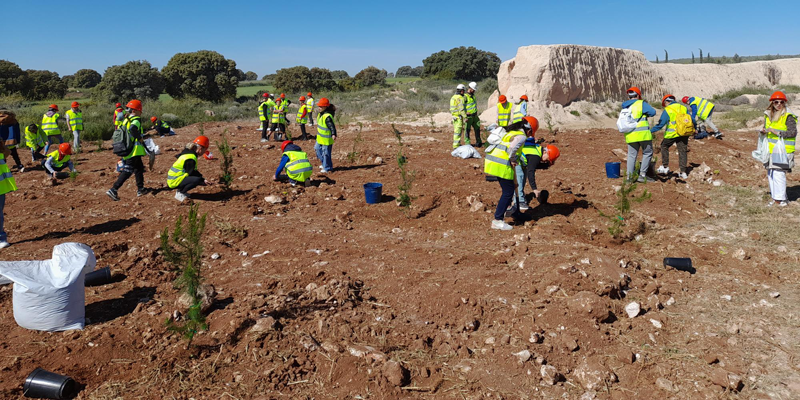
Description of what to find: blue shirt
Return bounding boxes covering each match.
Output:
[621,99,657,117]
[651,102,696,133]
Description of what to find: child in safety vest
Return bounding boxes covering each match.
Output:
[271,95,288,141]
[296,96,311,141]
[315,98,337,173]
[65,101,83,152]
[149,116,175,136]
[169,136,213,202]
[25,124,47,163]
[41,104,64,155]
[0,139,18,248]
[274,140,313,186]
[42,143,76,179]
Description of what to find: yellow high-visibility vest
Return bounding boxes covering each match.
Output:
[123,116,146,160]
[46,150,71,168]
[0,153,17,195]
[167,153,198,188]
[66,109,83,131]
[316,112,334,146]
[689,97,715,120]
[625,100,652,143]
[484,130,524,180]
[284,150,313,182]
[41,113,60,136]
[450,94,464,116]
[497,101,512,127]
[766,111,798,155]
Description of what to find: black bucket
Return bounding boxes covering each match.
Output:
[663,257,695,274]
[84,267,112,287]
[23,368,77,399]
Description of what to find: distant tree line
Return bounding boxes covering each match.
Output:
[0,45,504,102]
[654,50,800,65]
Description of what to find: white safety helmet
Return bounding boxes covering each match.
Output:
[469,82,478,91]
[456,84,465,90]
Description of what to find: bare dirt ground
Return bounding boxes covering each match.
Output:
[1,121,799,399]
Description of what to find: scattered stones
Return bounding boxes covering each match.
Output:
[469,201,485,212]
[374,156,383,164]
[561,335,579,352]
[567,291,613,323]
[464,319,480,332]
[500,334,511,345]
[382,361,409,386]
[210,253,220,260]
[769,291,780,298]
[264,195,284,204]
[649,319,663,329]
[176,284,216,313]
[512,349,532,364]
[485,337,496,345]
[347,344,386,362]
[656,377,676,392]
[540,364,562,385]
[625,302,641,318]
[250,316,277,333]
[616,349,635,364]
[573,356,617,391]
[529,332,543,344]
[721,295,732,301]
[665,297,676,306]
[546,285,560,295]
[710,369,743,392]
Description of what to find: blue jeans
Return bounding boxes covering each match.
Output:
[511,164,526,207]
[315,142,333,172]
[0,194,6,242]
[44,134,63,154]
[495,178,515,220]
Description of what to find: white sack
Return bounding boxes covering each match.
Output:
[0,243,96,331]
[451,145,482,159]
[144,138,161,155]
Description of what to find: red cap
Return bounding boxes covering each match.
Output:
[627,87,642,97]
[317,98,330,107]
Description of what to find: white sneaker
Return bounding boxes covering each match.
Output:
[260,138,267,143]
[779,201,788,207]
[0,241,10,249]
[175,191,187,202]
[656,165,669,175]
[318,165,324,170]
[679,172,688,179]
[491,220,513,230]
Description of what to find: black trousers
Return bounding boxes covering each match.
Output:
[112,156,144,191]
[8,147,21,166]
[261,123,270,140]
[176,176,203,194]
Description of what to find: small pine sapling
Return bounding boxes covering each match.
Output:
[392,124,415,213]
[95,137,103,152]
[217,129,234,191]
[161,204,208,345]
[347,122,363,163]
[600,175,651,239]
[69,159,80,181]
[544,113,556,133]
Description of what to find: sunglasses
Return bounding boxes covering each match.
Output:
[773,100,785,105]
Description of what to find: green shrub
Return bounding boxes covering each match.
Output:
[95,60,164,102]
[72,69,101,88]
[216,129,234,191]
[422,46,501,81]
[354,66,387,87]
[21,70,66,101]
[162,50,238,102]
[0,60,27,96]
[570,110,581,117]
[244,71,258,81]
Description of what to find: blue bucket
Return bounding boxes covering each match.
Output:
[363,183,383,204]
[605,162,621,179]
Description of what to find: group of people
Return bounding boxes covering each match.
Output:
[257,92,317,143]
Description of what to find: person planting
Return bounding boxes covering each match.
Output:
[42,143,76,179]
[273,140,313,186]
[168,135,213,203]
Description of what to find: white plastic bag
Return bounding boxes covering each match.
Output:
[616,107,638,133]
[144,138,161,155]
[752,132,770,163]
[0,243,96,331]
[451,145,482,159]
[771,137,791,169]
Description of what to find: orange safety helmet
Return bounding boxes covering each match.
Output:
[126,99,143,111]
[627,87,642,97]
[150,116,158,122]
[317,97,330,108]
[545,145,560,165]
[661,94,676,107]
[681,96,690,104]
[281,140,293,152]
[522,116,539,135]
[58,143,72,155]
[498,95,507,103]
[770,91,788,102]
[307,92,313,97]
[49,104,59,111]
[280,93,285,99]
[519,95,529,101]
[194,135,210,148]
[299,96,306,102]
[262,92,270,98]
[71,101,80,108]
[115,102,122,108]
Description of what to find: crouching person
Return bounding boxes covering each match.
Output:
[168,136,212,202]
[25,124,46,163]
[42,143,76,179]
[273,140,313,186]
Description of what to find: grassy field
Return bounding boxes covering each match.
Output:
[386,77,422,83]
[237,85,276,97]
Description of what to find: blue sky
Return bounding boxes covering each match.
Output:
[3,0,798,77]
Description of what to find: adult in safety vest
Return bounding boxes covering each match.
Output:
[464,82,483,147]
[497,95,512,127]
[759,91,798,206]
[315,98,337,173]
[652,95,695,179]
[258,92,271,141]
[106,99,149,201]
[682,96,722,139]
[274,140,313,186]
[42,143,76,179]
[25,124,47,162]
[512,135,561,211]
[41,104,64,155]
[296,96,311,141]
[621,87,657,183]
[306,92,315,127]
[65,101,83,152]
[484,116,538,231]
[0,139,18,248]
[511,95,528,123]
[168,136,213,203]
[450,84,467,149]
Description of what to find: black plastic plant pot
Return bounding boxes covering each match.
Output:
[663,257,695,274]
[23,368,77,399]
[84,267,112,287]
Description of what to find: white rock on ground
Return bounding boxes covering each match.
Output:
[625,302,641,318]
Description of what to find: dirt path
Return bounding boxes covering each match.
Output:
[0,122,798,399]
